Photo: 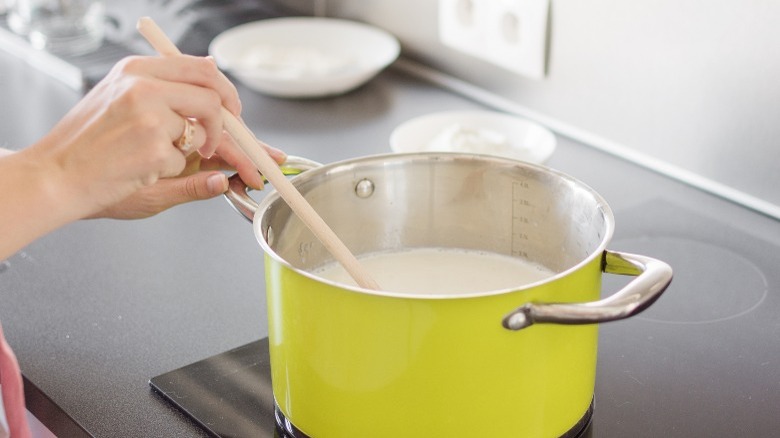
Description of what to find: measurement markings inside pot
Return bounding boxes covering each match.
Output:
[511,179,533,259]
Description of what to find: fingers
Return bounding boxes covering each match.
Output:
[114,55,240,157]
[262,142,287,165]
[183,171,229,199]
[205,131,289,190]
[115,55,290,168]
[97,55,291,198]
[211,131,266,189]
[146,172,228,213]
[154,80,224,156]
[205,55,240,114]
[123,55,241,115]
[90,172,229,220]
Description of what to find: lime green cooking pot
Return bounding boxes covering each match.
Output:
[225,153,672,438]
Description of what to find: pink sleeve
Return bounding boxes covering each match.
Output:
[0,321,31,438]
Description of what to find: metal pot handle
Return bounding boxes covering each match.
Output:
[502,250,673,330]
[224,155,322,222]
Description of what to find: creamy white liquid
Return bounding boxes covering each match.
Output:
[311,247,555,295]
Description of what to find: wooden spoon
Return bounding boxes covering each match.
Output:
[137,17,380,290]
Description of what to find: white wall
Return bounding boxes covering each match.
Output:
[326,0,780,214]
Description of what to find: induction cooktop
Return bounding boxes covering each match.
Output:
[150,199,780,438]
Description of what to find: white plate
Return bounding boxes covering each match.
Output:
[209,17,400,98]
[390,110,556,164]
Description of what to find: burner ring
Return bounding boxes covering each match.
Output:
[606,236,768,325]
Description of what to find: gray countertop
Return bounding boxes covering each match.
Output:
[2,43,780,437]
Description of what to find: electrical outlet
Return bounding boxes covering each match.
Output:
[438,0,550,79]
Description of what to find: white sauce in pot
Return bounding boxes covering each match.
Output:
[311,247,555,295]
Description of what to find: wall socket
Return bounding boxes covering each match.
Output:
[438,0,550,79]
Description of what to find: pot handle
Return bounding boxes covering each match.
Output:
[224,156,322,222]
[502,250,672,330]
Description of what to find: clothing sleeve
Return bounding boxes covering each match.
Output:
[0,320,31,438]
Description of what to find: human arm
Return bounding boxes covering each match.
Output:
[0,55,284,259]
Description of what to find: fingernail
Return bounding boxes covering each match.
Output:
[268,146,287,163]
[207,173,228,194]
[199,147,216,160]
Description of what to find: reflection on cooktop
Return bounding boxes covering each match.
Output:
[150,339,277,438]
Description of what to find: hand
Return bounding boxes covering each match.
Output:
[0,54,287,260]
[88,152,228,220]
[31,54,281,220]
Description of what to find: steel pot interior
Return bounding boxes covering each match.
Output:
[253,153,613,297]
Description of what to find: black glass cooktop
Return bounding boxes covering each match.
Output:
[150,197,780,437]
[150,338,278,437]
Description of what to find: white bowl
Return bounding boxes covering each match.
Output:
[390,110,557,164]
[209,17,400,98]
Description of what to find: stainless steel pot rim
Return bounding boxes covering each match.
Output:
[253,152,616,300]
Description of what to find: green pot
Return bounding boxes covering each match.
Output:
[226,153,672,438]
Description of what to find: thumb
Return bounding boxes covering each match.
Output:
[177,171,229,200]
[87,172,229,220]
